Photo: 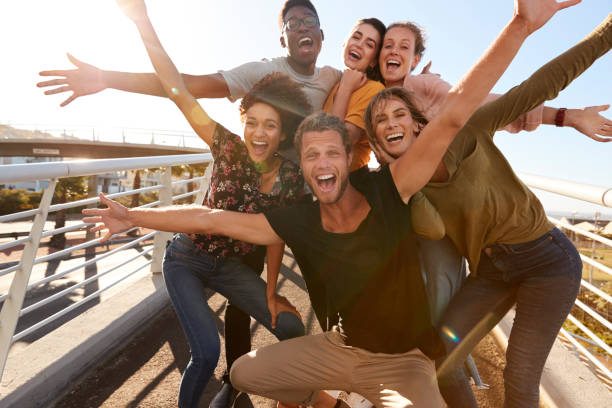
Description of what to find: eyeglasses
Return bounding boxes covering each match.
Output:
[283,15,319,32]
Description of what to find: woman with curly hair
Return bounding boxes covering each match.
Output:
[114,2,312,407]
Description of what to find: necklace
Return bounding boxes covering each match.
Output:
[254,152,280,174]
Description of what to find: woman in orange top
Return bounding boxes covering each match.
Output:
[323,18,386,171]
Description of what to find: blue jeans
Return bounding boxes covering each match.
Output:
[163,234,305,408]
[437,227,582,408]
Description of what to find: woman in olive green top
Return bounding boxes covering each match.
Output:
[364,14,612,408]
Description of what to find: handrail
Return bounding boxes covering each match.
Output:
[518,172,612,208]
[0,153,212,183]
[0,153,213,384]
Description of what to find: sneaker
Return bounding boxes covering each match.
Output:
[346,392,373,408]
[209,381,239,408]
[233,391,254,408]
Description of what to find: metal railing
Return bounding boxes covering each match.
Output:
[0,161,609,391]
[518,172,612,390]
[0,153,212,382]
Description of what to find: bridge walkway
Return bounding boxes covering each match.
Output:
[53,250,508,408]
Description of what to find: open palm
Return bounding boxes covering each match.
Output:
[514,0,581,34]
[82,194,133,243]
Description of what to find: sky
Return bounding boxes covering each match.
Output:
[1,0,611,215]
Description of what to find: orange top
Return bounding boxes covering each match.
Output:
[323,79,385,171]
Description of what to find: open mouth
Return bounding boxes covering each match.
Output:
[386,59,401,72]
[298,37,313,47]
[316,174,336,192]
[386,132,404,143]
[348,50,361,61]
[251,140,269,155]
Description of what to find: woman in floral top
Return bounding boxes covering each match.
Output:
[113,3,312,407]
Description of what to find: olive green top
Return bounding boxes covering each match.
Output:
[423,14,612,273]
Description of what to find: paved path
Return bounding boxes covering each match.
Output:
[54,250,507,407]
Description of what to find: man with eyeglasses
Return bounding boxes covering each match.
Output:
[37,0,340,113]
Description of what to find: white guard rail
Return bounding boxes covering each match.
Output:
[518,172,612,390]
[0,161,608,392]
[0,153,212,382]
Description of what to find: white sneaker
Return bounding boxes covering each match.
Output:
[346,392,373,408]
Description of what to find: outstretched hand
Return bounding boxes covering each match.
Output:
[566,105,612,142]
[267,294,302,329]
[82,194,134,243]
[514,0,581,34]
[37,54,104,107]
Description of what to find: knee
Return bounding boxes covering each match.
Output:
[229,353,256,393]
[189,333,221,369]
[274,312,305,340]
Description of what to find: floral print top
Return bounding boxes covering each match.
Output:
[189,124,306,258]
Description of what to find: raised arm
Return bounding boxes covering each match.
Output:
[37,55,230,107]
[115,0,216,146]
[466,12,611,139]
[390,0,580,201]
[329,70,368,146]
[82,194,282,245]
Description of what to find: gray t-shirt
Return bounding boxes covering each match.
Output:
[219,56,341,109]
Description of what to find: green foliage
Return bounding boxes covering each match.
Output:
[0,188,47,215]
[53,177,88,204]
[0,188,32,215]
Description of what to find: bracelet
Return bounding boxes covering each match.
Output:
[555,108,567,127]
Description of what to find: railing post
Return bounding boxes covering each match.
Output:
[194,163,213,206]
[150,167,173,274]
[0,178,57,382]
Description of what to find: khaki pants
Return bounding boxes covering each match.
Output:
[230,331,444,408]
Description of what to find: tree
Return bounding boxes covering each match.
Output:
[49,177,87,249]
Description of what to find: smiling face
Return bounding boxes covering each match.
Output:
[379,27,421,87]
[280,5,323,74]
[300,129,352,204]
[372,96,420,159]
[242,102,285,164]
[343,23,382,73]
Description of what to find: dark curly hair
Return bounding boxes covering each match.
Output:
[239,73,312,150]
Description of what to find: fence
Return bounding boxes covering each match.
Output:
[0,161,610,392]
[0,153,212,382]
[518,172,612,390]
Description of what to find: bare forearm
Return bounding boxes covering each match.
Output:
[127,206,213,234]
[101,71,228,98]
[131,17,186,99]
[265,243,285,299]
[330,86,352,121]
[126,206,282,245]
[130,15,215,144]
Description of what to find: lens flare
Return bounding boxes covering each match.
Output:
[441,325,459,343]
[171,87,179,96]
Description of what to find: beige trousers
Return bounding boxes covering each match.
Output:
[230,331,444,408]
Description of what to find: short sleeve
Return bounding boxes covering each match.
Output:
[219,59,275,102]
[264,204,310,247]
[211,124,248,162]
